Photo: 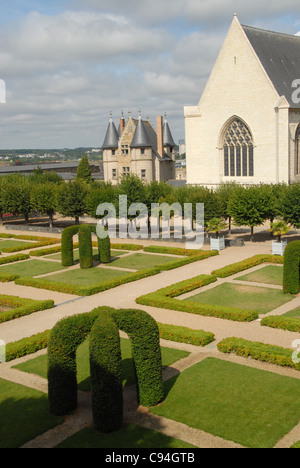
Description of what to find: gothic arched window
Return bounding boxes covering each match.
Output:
[295,124,300,175]
[223,119,254,177]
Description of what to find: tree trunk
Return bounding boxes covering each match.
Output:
[75,216,79,225]
[49,213,54,229]
[250,226,254,242]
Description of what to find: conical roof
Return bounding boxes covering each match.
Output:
[130,116,152,148]
[102,117,119,149]
[163,117,176,147]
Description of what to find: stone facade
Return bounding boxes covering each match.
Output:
[184,15,300,188]
[102,114,175,185]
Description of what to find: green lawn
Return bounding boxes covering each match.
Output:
[150,358,300,448]
[108,252,179,270]
[235,265,283,286]
[45,249,127,262]
[14,338,190,391]
[0,378,63,448]
[0,240,33,251]
[283,307,300,319]
[0,259,66,277]
[56,423,196,448]
[185,282,293,314]
[43,266,131,287]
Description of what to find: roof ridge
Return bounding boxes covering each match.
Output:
[242,23,300,40]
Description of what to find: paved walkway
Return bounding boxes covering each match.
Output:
[0,226,300,448]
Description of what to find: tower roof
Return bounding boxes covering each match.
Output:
[163,116,176,147]
[130,115,152,148]
[102,117,119,149]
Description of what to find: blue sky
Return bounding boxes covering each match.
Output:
[0,0,300,149]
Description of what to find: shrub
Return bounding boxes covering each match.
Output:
[78,224,93,269]
[6,330,51,361]
[0,296,54,324]
[283,241,300,294]
[48,308,105,415]
[261,315,300,333]
[211,254,283,278]
[48,307,164,433]
[158,323,214,347]
[217,337,300,370]
[61,225,79,266]
[136,274,258,322]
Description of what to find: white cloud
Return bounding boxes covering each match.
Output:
[1,2,300,148]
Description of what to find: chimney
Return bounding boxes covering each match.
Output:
[156,116,163,157]
[120,116,125,135]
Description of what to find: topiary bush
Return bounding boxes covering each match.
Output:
[48,308,105,415]
[48,307,164,432]
[283,241,300,294]
[78,224,93,269]
[61,225,79,267]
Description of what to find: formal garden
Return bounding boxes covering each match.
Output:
[0,222,300,448]
[1,165,300,448]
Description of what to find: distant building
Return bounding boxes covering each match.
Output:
[0,161,103,180]
[102,113,176,184]
[184,14,300,188]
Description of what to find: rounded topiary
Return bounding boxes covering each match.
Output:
[61,225,79,267]
[78,224,93,269]
[47,309,104,415]
[89,310,123,432]
[283,241,300,294]
[48,307,164,432]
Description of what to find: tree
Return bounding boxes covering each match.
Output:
[31,183,58,228]
[57,180,87,225]
[206,217,227,238]
[215,182,239,234]
[85,182,118,219]
[2,175,32,224]
[279,184,300,228]
[117,174,147,220]
[76,155,92,183]
[228,185,270,241]
[269,219,291,242]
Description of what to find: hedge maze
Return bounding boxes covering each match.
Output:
[47,307,164,432]
[61,224,111,268]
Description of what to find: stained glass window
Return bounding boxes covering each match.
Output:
[223,119,254,177]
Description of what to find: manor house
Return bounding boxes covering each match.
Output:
[102,113,176,184]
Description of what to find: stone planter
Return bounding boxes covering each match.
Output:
[210,236,225,252]
[272,240,287,256]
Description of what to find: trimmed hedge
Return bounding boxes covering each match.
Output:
[158,323,214,347]
[0,254,30,282]
[15,249,217,296]
[0,233,59,253]
[136,274,259,322]
[261,315,300,333]
[48,308,106,415]
[61,225,79,267]
[0,295,54,324]
[78,224,93,269]
[6,330,51,361]
[283,241,300,294]
[48,307,164,433]
[217,337,300,371]
[211,254,283,278]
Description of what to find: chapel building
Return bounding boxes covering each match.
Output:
[184,14,300,188]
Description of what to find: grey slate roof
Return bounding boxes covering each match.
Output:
[102,118,119,149]
[130,116,153,148]
[163,119,176,147]
[242,25,300,108]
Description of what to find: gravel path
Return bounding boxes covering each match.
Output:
[0,225,300,448]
